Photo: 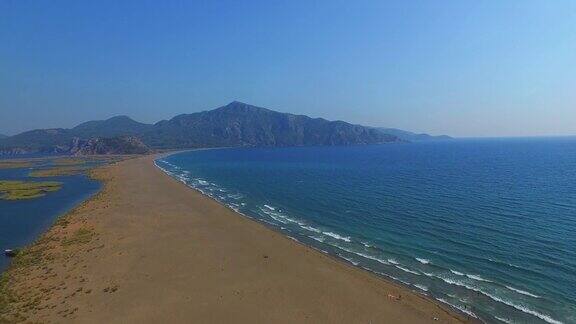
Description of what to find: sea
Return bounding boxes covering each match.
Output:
[155,137,576,324]
[0,162,100,271]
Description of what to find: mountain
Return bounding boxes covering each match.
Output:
[70,136,151,155]
[0,102,402,155]
[143,101,399,148]
[0,128,75,151]
[0,116,152,152]
[375,128,452,141]
[0,134,7,139]
[72,115,153,138]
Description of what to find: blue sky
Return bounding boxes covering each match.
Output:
[1,1,575,137]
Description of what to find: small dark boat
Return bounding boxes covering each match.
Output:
[4,249,17,257]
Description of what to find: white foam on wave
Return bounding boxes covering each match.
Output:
[387,258,399,265]
[376,271,399,282]
[356,252,390,265]
[465,274,492,282]
[262,211,288,224]
[302,225,322,233]
[489,258,524,270]
[450,269,465,276]
[227,193,244,200]
[416,257,430,264]
[414,284,429,292]
[339,254,360,266]
[396,265,420,275]
[155,160,562,324]
[259,206,306,226]
[505,286,540,298]
[308,235,325,243]
[488,294,561,324]
[437,298,478,319]
[495,316,515,324]
[335,246,390,265]
[438,277,561,324]
[263,204,276,211]
[323,231,351,242]
[361,241,372,248]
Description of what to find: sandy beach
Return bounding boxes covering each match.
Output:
[0,154,472,323]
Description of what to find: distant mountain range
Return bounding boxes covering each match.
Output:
[0,134,7,139]
[73,115,153,138]
[0,102,451,155]
[143,101,398,148]
[374,128,452,141]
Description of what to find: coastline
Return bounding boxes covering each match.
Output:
[1,154,471,323]
[154,151,482,322]
[0,162,103,272]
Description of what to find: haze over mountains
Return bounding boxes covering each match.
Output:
[0,102,450,155]
[374,128,452,141]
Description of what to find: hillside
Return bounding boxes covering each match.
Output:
[0,102,403,154]
[70,136,151,155]
[144,102,398,148]
[0,128,75,152]
[72,116,153,138]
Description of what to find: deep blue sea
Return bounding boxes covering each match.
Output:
[0,165,100,271]
[156,138,576,324]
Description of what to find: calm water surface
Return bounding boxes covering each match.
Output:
[0,165,100,271]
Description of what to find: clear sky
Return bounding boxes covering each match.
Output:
[1,1,575,137]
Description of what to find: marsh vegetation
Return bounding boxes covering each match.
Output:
[0,181,62,200]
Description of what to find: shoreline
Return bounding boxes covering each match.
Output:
[154,151,480,322]
[0,165,102,272]
[1,154,472,323]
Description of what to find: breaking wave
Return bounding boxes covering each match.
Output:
[505,286,541,298]
[416,258,430,264]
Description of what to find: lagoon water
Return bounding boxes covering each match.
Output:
[157,138,576,324]
[0,166,100,271]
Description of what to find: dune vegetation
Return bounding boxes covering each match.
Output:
[29,156,123,177]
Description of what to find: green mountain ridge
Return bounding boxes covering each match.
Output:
[0,102,450,155]
[143,101,398,148]
[73,115,153,138]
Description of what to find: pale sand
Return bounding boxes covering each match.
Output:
[1,155,473,323]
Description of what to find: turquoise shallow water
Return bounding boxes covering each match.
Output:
[0,165,100,271]
[156,138,576,324]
